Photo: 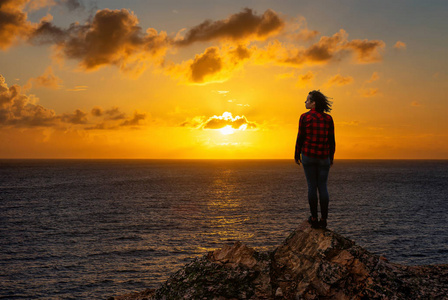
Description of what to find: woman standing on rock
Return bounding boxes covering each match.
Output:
[295,90,335,229]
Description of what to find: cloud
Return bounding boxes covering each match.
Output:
[3,4,386,82]
[202,112,257,130]
[276,71,295,80]
[0,75,148,129]
[0,0,35,49]
[359,88,379,97]
[169,44,253,84]
[179,115,207,128]
[296,71,314,88]
[181,112,257,131]
[175,8,284,46]
[91,106,103,117]
[325,74,354,87]
[0,74,57,127]
[366,72,379,83]
[63,0,84,12]
[344,39,385,63]
[30,66,63,89]
[120,111,146,126]
[285,16,319,42]
[394,41,406,50]
[31,8,170,74]
[60,109,88,124]
[189,47,223,83]
[336,121,359,126]
[261,29,385,67]
[66,85,87,91]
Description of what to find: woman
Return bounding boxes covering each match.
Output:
[295,90,335,229]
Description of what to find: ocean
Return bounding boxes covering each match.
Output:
[1,159,447,299]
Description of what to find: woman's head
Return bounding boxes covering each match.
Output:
[308,90,332,113]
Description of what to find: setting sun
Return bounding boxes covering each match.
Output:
[220,125,235,135]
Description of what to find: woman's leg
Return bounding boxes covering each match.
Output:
[317,157,331,220]
[302,155,319,219]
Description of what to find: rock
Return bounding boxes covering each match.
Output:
[111,221,448,299]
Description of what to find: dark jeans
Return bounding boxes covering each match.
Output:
[302,154,331,220]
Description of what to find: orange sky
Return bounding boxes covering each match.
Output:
[1,0,447,159]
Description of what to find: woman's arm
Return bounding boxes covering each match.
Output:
[295,115,306,163]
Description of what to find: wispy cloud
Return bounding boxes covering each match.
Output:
[296,71,314,88]
[366,72,379,83]
[359,87,380,97]
[325,74,354,87]
[29,66,63,89]
[66,85,88,92]
[393,41,406,50]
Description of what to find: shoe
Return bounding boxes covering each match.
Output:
[308,216,319,229]
[319,219,327,229]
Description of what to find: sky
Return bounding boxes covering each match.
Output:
[0,0,447,159]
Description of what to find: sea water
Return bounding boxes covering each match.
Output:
[1,159,447,299]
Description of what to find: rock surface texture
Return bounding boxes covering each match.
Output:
[111,221,448,299]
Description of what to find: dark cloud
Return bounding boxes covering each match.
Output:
[344,39,385,63]
[91,106,103,116]
[176,8,284,46]
[60,109,88,124]
[63,0,84,11]
[60,9,169,70]
[120,111,146,126]
[29,8,170,72]
[190,47,223,83]
[177,44,253,84]
[0,0,34,49]
[104,107,126,120]
[229,44,251,61]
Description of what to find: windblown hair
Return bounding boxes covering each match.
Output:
[309,90,332,113]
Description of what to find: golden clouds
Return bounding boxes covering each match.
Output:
[175,8,284,46]
[1,4,387,83]
[0,3,391,103]
[181,112,257,131]
[0,74,57,127]
[0,75,147,129]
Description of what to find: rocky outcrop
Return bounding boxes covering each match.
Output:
[111,221,448,299]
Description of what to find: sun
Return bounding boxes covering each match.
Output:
[220,125,235,135]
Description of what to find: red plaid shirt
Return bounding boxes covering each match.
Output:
[295,108,335,161]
